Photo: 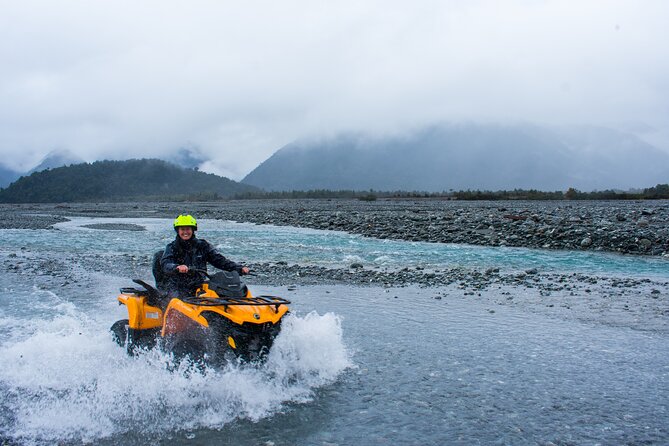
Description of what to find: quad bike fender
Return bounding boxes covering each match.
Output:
[161,298,209,337]
[205,302,289,326]
[117,294,163,330]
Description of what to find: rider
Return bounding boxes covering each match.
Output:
[160,214,250,297]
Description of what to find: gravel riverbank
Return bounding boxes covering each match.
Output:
[3,199,669,256]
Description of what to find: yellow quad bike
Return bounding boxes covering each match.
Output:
[110,269,290,364]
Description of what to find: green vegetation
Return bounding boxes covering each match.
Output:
[0,159,257,203]
[643,183,669,199]
[233,185,669,201]
[562,184,669,200]
[450,189,565,200]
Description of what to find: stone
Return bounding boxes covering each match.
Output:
[580,237,593,247]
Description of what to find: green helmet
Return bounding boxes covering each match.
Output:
[173,214,197,231]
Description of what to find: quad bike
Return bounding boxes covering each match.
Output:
[110,267,290,364]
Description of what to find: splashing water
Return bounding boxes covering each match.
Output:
[0,290,351,445]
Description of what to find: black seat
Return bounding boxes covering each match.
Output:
[209,271,248,298]
[152,250,168,291]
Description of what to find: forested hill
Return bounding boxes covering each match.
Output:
[0,159,258,203]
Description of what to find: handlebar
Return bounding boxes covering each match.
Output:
[189,268,210,277]
[173,267,251,276]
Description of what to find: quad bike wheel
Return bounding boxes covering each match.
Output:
[110,319,129,347]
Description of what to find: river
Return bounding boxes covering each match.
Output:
[1,218,667,445]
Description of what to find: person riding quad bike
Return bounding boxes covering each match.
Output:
[112,215,289,362]
[156,214,250,300]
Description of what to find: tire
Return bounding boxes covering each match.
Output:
[171,339,206,366]
[110,319,129,347]
[204,312,278,364]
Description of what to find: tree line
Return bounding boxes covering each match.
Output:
[233,184,669,201]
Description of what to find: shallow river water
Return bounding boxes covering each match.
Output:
[0,218,668,445]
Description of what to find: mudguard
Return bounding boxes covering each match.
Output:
[117,293,163,330]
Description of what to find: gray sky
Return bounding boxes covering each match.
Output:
[1,0,668,179]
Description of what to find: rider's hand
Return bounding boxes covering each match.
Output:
[176,265,189,273]
[240,266,250,275]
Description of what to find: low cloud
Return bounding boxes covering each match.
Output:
[1,0,667,179]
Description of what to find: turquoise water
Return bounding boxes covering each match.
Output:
[4,216,668,279]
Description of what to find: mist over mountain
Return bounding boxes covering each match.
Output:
[0,165,20,188]
[0,149,88,188]
[28,150,86,174]
[166,147,208,170]
[242,124,669,192]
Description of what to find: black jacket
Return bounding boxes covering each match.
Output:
[160,236,242,294]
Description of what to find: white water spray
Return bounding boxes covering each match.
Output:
[0,303,351,444]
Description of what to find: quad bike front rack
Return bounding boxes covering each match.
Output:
[180,295,291,313]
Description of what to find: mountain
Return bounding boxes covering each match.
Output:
[242,123,669,192]
[0,159,258,203]
[28,149,85,174]
[0,150,84,188]
[0,164,21,188]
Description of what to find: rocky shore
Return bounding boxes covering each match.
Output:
[216,199,669,256]
[2,199,668,332]
[3,199,668,256]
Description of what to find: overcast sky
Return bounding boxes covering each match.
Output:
[1,0,668,179]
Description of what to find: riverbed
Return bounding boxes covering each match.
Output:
[0,213,668,445]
